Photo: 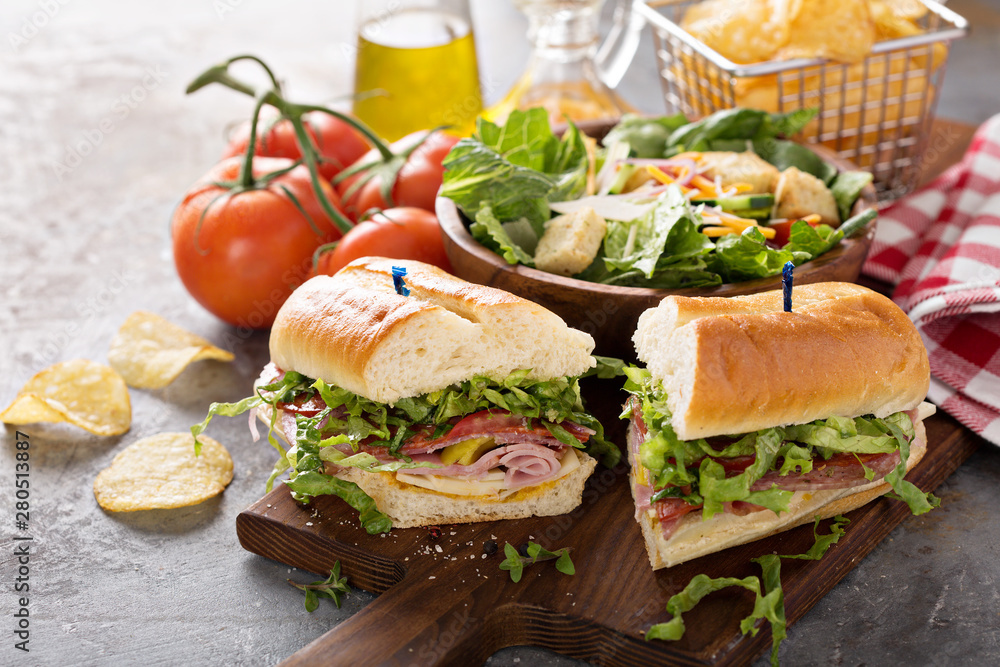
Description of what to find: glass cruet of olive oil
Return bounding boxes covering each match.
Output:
[352,0,484,142]
[486,0,643,126]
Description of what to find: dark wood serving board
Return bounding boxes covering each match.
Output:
[236,376,981,667]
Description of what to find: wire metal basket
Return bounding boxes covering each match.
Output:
[637,0,968,200]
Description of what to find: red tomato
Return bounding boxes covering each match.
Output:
[767,219,821,248]
[312,207,452,277]
[172,156,346,328]
[336,130,460,221]
[222,111,370,181]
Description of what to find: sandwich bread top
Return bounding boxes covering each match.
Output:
[270,258,596,404]
[633,282,930,440]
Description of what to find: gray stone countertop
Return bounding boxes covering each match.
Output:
[1,1,998,665]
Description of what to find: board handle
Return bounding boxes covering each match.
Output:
[280,572,489,667]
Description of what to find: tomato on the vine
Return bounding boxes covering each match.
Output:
[336,130,460,221]
[222,111,370,181]
[171,156,346,328]
[312,207,452,277]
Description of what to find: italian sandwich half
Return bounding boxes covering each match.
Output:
[623,282,937,569]
[197,257,618,533]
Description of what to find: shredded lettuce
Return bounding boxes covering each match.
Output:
[646,515,849,666]
[622,367,937,517]
[192,367,620,534]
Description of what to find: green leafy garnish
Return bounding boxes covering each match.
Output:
[499,541,575,583]
[646,515,849,666]
[830,171,874,221]
[440,105,872,289]
[622,367,938,515]
[192,367,618,535]
[288,562,350,612]
[441,108,589,240]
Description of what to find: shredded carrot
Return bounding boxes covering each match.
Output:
[800,214,822,224]
[690,175,722,197]
[646,165,675,185]
[646,165,694,193]
[701,226,737,237]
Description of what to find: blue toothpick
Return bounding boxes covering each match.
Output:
[392,266,410,297]
[782,261,794,312]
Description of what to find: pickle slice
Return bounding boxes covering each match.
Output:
[439,437,495,466]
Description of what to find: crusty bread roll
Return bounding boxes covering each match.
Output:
[629,415,930,569]
[633,282,930,440]
[264,258,603,528]
[271,257,596,405]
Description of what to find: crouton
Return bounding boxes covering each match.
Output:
[773,167,840,225]
[698,151,781,193]
[534,207,607,277]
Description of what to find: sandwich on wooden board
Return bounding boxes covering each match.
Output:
[195,257,618,533]
[623,282,938,569]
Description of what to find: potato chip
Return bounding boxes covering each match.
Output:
[777,0,876,64]
[0,360,131,435]
[875,0,928,21]
[680,0,789,64]
[108,311,234,389]
[93,432,233,512]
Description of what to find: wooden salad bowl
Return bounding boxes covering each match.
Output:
[437,132,878,359]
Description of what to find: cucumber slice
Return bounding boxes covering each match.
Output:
[608,164,639,194]
[692,193,775,211]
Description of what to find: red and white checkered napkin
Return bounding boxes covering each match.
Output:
[863,114,1000,446]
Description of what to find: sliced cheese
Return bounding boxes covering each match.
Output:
[916,401,936,423]
[395,448,582,498]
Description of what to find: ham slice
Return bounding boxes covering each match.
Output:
[400,442,565,490]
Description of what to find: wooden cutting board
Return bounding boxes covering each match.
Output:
[236,377,981,666]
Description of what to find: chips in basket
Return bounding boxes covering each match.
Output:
[0,359,131,436]
[93,432,233,512]
[108,311,234,389]
[777,0,875,64]
[678,0,946,170]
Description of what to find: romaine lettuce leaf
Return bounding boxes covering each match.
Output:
[784,220,843,258]
[754,138,838,183]
[441,109,589,237]
[709,226,807,282]
[603,188,714,279]
[283,471,393,534]
[830,170,874,221]
[469,205,535,266]
[602,112,689,158]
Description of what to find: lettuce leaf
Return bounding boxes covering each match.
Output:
[623,369,937,516]
[646,515,849,666]
[468,205,535,266]
[830,170,874,221]
[709,226,806,282]
[603,188,713,278]
[441,109,589,237]
[283,471,393,534]
[602,112,689,158]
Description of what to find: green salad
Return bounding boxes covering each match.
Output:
[440,107,875,288]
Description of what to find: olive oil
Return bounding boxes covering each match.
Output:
[352,9,483,142]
